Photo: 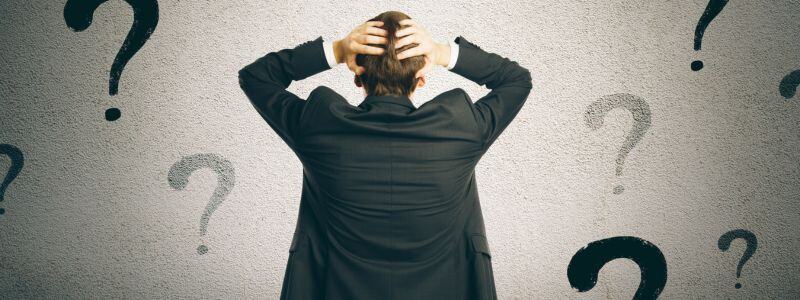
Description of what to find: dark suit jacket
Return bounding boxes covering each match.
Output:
[238,35,532,300]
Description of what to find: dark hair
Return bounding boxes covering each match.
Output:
[355,11,426,97]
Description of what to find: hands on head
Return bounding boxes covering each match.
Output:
[334,19,450,78]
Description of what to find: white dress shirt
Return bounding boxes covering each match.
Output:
[322,37,459,70]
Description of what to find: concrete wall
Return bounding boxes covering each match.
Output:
[1,0,799,298]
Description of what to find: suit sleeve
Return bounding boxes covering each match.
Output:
[237,36,332,148]
[448,36,533,150]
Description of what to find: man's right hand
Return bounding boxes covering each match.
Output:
[394,19,451,78]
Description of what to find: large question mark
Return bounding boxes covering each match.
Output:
[718,229,757,289]
[779,70,800,99]
[0,144,24,216]
[691,0,729,71]
[64,0,159,121]
[585,93,651,194]
[567,236,668,300]
[168,153,235,255]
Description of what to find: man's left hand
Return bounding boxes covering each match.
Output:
[334,21,388,75]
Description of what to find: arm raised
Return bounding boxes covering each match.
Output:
[448,36,533,150]
[237,36,331,148]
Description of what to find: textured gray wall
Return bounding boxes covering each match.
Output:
[1,0,799,299]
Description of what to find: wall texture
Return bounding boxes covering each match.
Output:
[1,0,799,298]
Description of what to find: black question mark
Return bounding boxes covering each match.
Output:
[567,236,668,299]
[718,229,757,289]
[64,0,159,121]
[0,144,24,216]
[692,0,729,71]
[779,70,800,99]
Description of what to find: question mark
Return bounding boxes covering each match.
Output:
[567,236,668,300]
[168,153,235,255]
[718,229,757,289]
[779,70,800,99]
[64,0,159,121]
[585,93,651,194]
[0,144,24,216]
[692,0,729,71]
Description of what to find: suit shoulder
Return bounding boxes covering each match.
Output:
[310,85,347,103]
[433,88,470,103]
[310,85,335,98]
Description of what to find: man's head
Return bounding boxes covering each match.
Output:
[355,11,427,99]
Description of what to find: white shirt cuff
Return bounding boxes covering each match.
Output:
[446,38,459,70]
[322,38,338,68]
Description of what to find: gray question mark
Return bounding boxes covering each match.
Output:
[718,229,757,289]
[585,93,651,194]
[1,144,24,216]
[168,153,235,255]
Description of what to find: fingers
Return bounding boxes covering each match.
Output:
[353,42,385,55]
[399,19,416,26]
[363,26,388,36]
[395,33,417,49]
[360,21,387,37]
[355,34,387,46]
[397,42,428,60]
[351,21,388,53]
[395,25,418,38]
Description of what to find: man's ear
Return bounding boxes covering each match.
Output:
[416,75,426,89]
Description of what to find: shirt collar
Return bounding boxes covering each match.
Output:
[361,93,415,109]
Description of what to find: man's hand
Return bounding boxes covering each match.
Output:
[394,19,450,78]
[333,21,388,75]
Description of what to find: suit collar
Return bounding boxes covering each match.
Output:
[361,94,415,109]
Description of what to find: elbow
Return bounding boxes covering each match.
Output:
[238,68,254,91]
[517,68,533,102]
[506,58,533,90]
[522,68,533,89]
[237,68,250,83]
[515,66,533,90]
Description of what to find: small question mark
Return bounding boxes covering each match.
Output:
[779,70,800,99]
[168,153,235,255]
[64,0,159,121]
[692,0,729,71]
[0,144,24,216]
[718,229,757,289]
[567,236,668,300]
[585,93,652,194]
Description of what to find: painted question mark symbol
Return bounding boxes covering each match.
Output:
[168,153,235,255]
[567,236,668,300]
[64,0,159,121]
[0,144,24,216]
[718,229,757,289]
[779,70,800,99]
[692,0,729,71]
[585,93,651,194]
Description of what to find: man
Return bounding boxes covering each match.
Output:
[238,11,532,300]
